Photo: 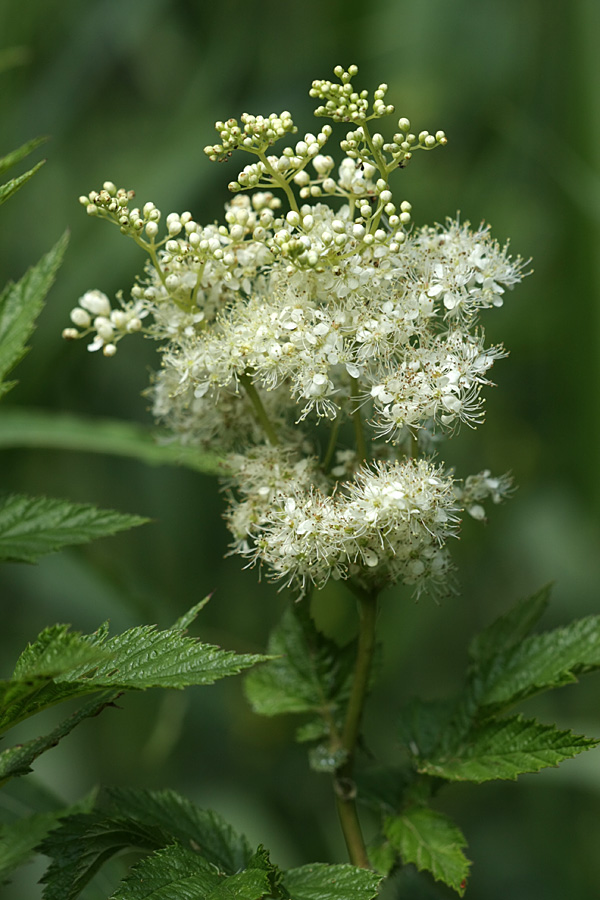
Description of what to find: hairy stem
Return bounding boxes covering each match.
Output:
[240,373,280,446]
[334,588,379,868]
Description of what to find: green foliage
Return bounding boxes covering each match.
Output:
[384,807,470,897]
[245,603,355,718]
[0,232,68,398]
[0,794,95,880]
[418,715,596,782]
[39,788,252,899]
[0,407,223,473]
[0,604,266,786]
[0,493,148,563]
[38,788,381,900]
[282,863,381,900]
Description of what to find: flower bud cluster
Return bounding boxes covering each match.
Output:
[204,111,297,162]
[68,67,525,597]
[310,65,394,123]
[62,289,146,356]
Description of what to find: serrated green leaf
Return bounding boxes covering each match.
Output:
[0,136,47,177]
[40,789,252,900]
[282,863,381,900]
[0,160,45,207]
[207,868,273,900]
[1,616,265,735]
[477,615,600,709]
[0,792,95,878]
[418,715,598,782]
[385,807,470,896]
[0,407,223,473]
[0,493,148,564]
[40,813,167,900]
[0,231,67,391]
[101,788,251,875]
[469,584,551,663]
[0,811,68,879]
[244,603,355,718]
[109,842,274,900]
[108,843,223,899]
[0,694,118,786]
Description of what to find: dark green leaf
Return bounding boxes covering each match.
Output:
[397,698,457,761]
[0,232,68,391]
[40,789,252,900]
[0,493,148,564]
[418,715,598,782]
[282,863,381,900]
[385,807,470,896]
[469,584,551,663]
[0,160,45,206]
[101,788,251,875]
[0,407,223,473]
[477,615,600,709]
[244,604,354,719]
[0,793,95,878]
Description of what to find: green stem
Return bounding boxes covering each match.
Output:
[258,153,300,214]
[334,588,379,869]
[239,373,280,446]
[350,378,368,463]
[321,418,340,473]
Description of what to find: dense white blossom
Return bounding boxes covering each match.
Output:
[65,66,525,597]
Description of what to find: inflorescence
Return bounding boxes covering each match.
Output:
[64,66,525,598]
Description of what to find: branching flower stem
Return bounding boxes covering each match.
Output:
[334,587,379,869]
[239,373,280,446]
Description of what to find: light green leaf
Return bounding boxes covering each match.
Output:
[244,603,354,718]
[0,136,47,177]
[0,231,68,391]
[478,615,600,708]
[108,843,223,899]
[0,160,45,207]
[469,584,551,663]
[207,868,273,900]
[418,715,598,783]
[0,493,148,563]
[385,807,470,896]
[1,615,265,735]
[0,694,117,785]
[282,863,381,900]
[0,407,222,473]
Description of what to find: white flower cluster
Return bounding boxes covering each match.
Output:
[66,66,525,598]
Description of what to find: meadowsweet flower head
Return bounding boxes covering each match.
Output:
[66,66,527,598]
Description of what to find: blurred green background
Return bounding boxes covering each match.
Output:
[1,1,599,897]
